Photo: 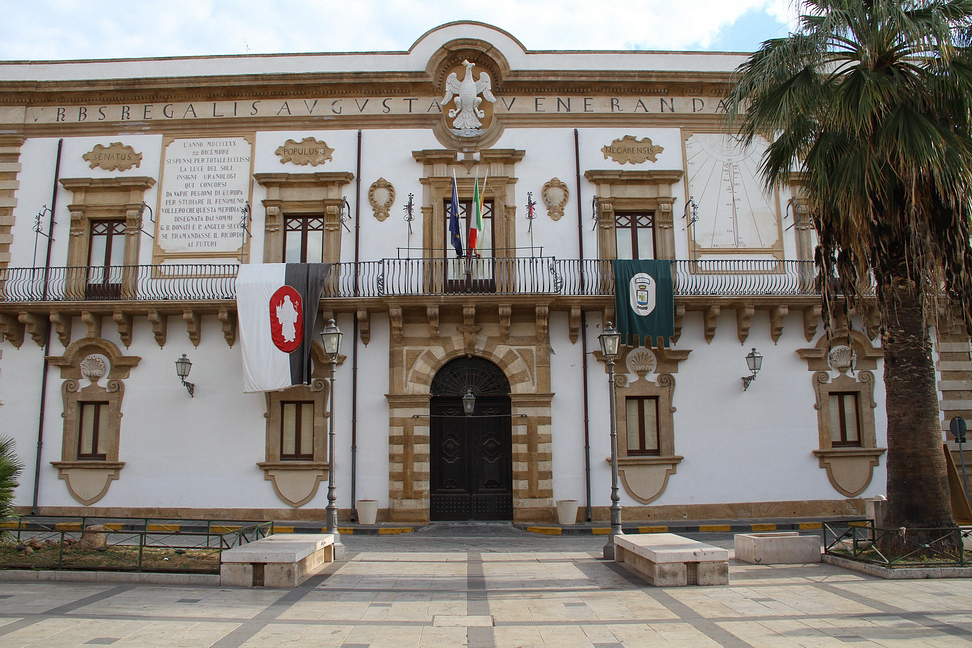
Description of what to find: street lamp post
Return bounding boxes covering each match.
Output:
[321,318,346,559]
[599,322,622,560]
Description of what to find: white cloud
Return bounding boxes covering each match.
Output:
[0,0,789,60]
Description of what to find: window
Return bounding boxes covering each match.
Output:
[77,401,109,460]
[615,212,655,260]
[625,396,660,455]
[444,198,494,257]
[829,392,861,447]
[284,216,326,263]
[86,219,126,298]
[281,401,315,460]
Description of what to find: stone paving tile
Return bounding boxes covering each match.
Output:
[5,530,972,647]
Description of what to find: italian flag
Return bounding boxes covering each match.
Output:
[236,263,330,392]
[468,173,486,254]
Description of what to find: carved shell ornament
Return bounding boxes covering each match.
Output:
[442,60,496,133]
[626,348,657,377]
[80,354,109,381]
[828,345,857,373]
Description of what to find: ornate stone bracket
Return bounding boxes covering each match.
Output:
[704,306,720,344]
[813,448,885,497]
[19,311,47,347]
[183,309,201,347]
[427,304,439,339]
[217,309,236,347]
[257,462,329,508]
[357,309,371,346]
[770,305,789,344]
[113,311,134,347]
[147,310,167,347]
[50,462,125,505]
[736,305,754,344]
[616,456,684,504]
[568,306,580,345]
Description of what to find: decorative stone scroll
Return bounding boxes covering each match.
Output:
[275,137,334,166]
[82,142,142,171]
[368,177,395,222]
[601,135,664,165]
[541,178,569,221]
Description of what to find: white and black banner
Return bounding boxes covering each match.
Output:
[236,263,330,392]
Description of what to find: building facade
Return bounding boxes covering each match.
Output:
[2,21,953,525]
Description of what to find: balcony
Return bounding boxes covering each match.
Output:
[0,259,834,304]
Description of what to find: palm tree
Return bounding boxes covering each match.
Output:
[728,0,972,531]
[0,437,23,538]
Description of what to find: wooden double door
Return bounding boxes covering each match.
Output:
[429,394,513,521]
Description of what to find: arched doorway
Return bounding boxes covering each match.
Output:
[430,356,513,520]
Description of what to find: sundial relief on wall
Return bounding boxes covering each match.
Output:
[684,133,782,254]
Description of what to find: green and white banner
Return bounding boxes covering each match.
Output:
[612,260,675,348]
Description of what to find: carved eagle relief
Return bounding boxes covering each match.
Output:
[442,59,496,131]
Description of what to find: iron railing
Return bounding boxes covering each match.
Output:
[823,520,971,568]
[0,259,846,302]
[0,516,274,574]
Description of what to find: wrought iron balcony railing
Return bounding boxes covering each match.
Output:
[0,258,839,303]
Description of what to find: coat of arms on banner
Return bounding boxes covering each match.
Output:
[629,273,657,317]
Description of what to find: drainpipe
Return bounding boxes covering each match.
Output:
[575,129,594,521]
[31,138,63,514]
[350,130,362,520]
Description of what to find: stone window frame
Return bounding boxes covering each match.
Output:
[598,346,690,504]
[257,342,343,508]
[413,149,524,262]
[59,177,156,299]
[584,170,683,261]
[253,172,354,264]
[798,330,886,497]
[48,337,140,505]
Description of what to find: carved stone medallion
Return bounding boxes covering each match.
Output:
[601,135,664,165]
[542,178,569,221]
[275,137,334,166]
[368,177,395,222]
[442,59,496,134]
[82,142,142,171]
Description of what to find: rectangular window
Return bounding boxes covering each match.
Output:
[78,401,109,460]
[284,216,326,264]
[86,219,126,299]
[615,212,655,260]
[625,396,660,456]
[281,401,314,460]
[444,198,495,292]
[830,392,861,446]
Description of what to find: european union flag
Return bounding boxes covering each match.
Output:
[449,176,463,257]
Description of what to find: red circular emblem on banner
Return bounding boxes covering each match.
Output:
[269,286,303,353]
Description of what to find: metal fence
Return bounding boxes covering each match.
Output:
[0,259,840,302]
[0,517,273,574]
[823,519,971,568]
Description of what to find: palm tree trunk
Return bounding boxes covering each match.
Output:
[881,269,954,530]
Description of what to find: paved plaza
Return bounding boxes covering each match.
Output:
[0,524,971,647]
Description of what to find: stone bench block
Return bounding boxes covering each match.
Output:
[615,533,729,586]
[220,533,334,587]
[734,532,821,565]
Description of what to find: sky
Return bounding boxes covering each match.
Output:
[0,0,798,61]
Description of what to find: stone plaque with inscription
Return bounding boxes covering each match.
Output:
[82,142,142,171]
[157,137,251,257]
[275,137,333,166]
[601,135,664,165]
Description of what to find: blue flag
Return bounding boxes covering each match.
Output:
[449,176,463,257]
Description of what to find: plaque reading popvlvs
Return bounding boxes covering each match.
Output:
[159,137,250,255]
